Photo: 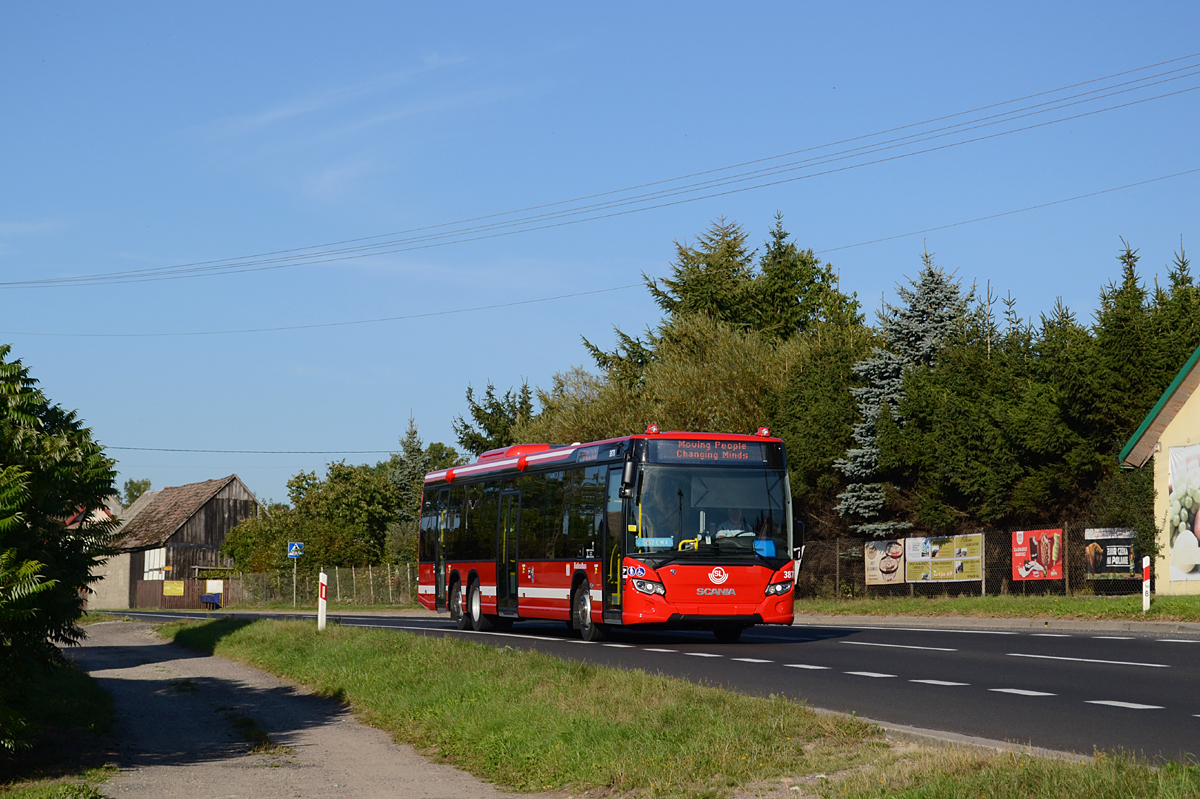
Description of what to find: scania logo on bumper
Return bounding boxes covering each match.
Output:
[697,587,736,596]
[708,567,729,584]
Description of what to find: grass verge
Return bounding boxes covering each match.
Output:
[795,594,1200,622]
[164,618,1200,798]
[0,661,114,795]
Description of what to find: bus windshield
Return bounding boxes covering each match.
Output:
[632,465,789,564]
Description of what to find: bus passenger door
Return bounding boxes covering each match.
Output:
[603,468,625,620]
[496,490,521,616]
[435,488,449,611]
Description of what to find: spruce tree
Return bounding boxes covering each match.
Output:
[835,252,973,536]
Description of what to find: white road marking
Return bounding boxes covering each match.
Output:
[990,688,1056,697]
[845,671,896,678]
[1086,700,1163,710]
[784,664,830,670]
[602,643,634,648]
[1007,653,1168,668]
[685,652,722,658]
[799,624,1015,636]
[910,679,970,686]
[731,657,773,663]
[1031,633,1070,637]
[1156,639,1200,643]
[569,640,595,644]
[644,648,677,653]
[843,641,956,652]
[1093,636,1134,640]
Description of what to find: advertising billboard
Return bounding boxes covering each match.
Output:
[864,539,905,585]
[1168,443,1200,581]
[1011,529,1062,581]
[1083,528,1136,580]
[904,534,982,582]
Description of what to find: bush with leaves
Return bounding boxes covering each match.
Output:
[0,345,117,754]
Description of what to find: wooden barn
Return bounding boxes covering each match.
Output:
[90,475,259,609]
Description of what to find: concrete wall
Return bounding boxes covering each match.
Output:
[1154,388,1200,595]
[90,552,132,609]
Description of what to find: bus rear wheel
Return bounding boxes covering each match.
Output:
[573,580,605,642]
[450,580,469,630]
[713,623,745,643]
[469,581,495,632]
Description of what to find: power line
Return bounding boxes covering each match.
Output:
[5,165,1196,339]
[4,54,1198,289]
[108,446,395,454]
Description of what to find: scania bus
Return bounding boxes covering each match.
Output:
[417,426,798,642]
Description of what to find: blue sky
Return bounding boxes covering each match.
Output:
[2,2,1197,503]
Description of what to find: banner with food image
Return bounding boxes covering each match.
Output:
[903,533,983,582]
[1084,528,1136,580]
[1168,443,1200,581]
[864,539,905,585]
[1011,528,1063,581]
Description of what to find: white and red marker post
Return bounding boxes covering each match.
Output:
[1142,556,1151,613]
[318,570,328,631]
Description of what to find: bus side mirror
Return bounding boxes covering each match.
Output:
[793,545,805,567]
[619,460,637,499]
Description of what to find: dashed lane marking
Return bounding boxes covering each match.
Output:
[990,688,1056,697]
[1093,636,1135,640]
[1008,653,1168,668]
[843,641,956,652]
[602,643,634,648]
[644,648,677,653]
[1156,639,1200,643]
[684,652,723,658]
[1086,700,1163,710]
[910,679,970,686]
[731,657,773,663]
[1031,633,1070,637]
[784,664,830,670]
[845,671,896,678]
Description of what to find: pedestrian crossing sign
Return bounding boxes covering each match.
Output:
[288,542,304,558]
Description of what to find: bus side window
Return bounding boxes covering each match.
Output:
[605,468,623,552]
[446,485,465,559]
[519,473,545,561]
[544,471,565,558]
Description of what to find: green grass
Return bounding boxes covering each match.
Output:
[795,593,1200,622]
[165,618,881,796]
[0,767,112,799]
[0,662,114,794]
[163,618,1200,798]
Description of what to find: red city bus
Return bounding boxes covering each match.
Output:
[417,427,798,642]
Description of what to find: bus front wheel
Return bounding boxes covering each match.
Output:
[573,580,605,642]
[450,580,469,630]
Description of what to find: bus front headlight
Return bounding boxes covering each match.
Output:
[765,581,792,596]
[632,578,666,596]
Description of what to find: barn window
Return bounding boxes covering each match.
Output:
[143,547,166,580]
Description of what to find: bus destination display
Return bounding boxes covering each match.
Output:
[650,439,766,464]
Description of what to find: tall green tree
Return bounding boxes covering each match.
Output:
[835,253,975,537]
[121,478,151,507]
[452,382,535,455]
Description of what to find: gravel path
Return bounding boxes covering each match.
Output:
[68,622,547,799]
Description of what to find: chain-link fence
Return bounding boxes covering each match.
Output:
[220,563,419,608]
[798,521,1146,599]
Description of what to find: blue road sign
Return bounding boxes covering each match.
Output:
[288,542,304,558]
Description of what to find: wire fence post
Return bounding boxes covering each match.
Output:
[981,532,987,597]
[1063,523,1071,596]
[388,563,394,605]
[835,538,841,600]
[352,565,357,604]
[335,566,341,603]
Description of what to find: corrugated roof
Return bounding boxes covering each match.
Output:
[1120,341,1200,467]
[112,475,238,551]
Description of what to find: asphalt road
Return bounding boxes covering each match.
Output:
[120,610,1200,761]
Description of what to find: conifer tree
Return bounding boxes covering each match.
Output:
[835,252,973,536]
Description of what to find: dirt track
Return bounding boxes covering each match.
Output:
[69,622,546,799]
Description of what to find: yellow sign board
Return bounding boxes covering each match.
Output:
[162,580,185,596]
